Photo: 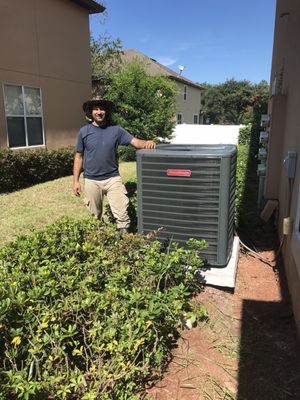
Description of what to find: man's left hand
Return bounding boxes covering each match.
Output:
[144,140,156,149]
[130,137,156,149]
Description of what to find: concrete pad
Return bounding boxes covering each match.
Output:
[197,236,240,289]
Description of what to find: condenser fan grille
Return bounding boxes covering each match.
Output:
[137,144,237,267]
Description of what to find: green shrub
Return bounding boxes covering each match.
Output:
[235,144,250,224]
[118,145,137,162]
[0,217,206,399]
[238,124,252,145]
[0,148,74,194]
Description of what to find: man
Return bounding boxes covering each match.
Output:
[73,98,156,232]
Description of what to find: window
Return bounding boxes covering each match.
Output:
[3,84,44,148]
[291,184,300,277]
[194,114,198,124]
[177,113,183,124]
[183,85,187,102]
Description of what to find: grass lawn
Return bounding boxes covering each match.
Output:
[0,161,136,247]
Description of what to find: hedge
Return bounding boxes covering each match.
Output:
[0,148,74,194]
[118,146,137,162]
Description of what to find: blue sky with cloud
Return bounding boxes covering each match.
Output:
[90,0,276,84]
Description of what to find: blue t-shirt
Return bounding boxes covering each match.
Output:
[76,124,133,180]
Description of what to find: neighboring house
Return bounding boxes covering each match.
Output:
[0,0,104,150]
[263,0,300,335]
[121,49,203,125]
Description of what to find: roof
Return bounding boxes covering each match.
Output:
[70,0,105,14]
[122,49,203,90]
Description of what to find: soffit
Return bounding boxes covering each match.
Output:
[70,0,105,14]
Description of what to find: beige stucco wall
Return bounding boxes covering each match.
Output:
[0,0,92,150]
[265,0,300,336]
[175,81,202,124]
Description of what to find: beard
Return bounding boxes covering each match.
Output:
[93,112,106,123]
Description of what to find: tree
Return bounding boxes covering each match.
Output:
[200,83,225,124]
[244,80,270,153]
[200,79,269,125]
[104,60,177,141]
[90,35,123,96]
[221,79,253,124]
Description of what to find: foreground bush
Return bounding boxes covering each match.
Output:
[0,218,206,399]
[0,148,74,194]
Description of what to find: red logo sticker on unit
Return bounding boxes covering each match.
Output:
[167,169,191,177]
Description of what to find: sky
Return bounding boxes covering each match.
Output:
[90,0,276,85]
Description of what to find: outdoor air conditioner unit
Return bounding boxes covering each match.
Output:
[136,144,237,267]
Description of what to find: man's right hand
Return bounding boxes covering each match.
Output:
[73,181,81,196]
[73,152,83,196]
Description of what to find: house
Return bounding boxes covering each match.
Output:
[0,0,104,150]
[121,49,203,125]
[263,0,300,336]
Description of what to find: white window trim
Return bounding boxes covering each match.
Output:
[193,114,198,124]
[9,145,46,151]
[291,184,300,278]
[183,85,187,102]
[3,83,45,149]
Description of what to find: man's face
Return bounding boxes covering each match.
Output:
[91,106,106,123]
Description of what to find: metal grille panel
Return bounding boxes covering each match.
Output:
[137,144,237,267]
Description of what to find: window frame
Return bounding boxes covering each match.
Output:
[177,113,183,124]
[193,114,198,124]
[3,83,45,149]
[183,85,187,102]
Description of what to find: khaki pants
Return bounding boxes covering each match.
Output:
[84,176,130,229]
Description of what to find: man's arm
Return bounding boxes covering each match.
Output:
[130,137,156,149]
[73,152,83,196]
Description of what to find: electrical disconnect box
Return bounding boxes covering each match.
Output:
[259,131,269,144]
[283,151,297,179]
[257,117,269,179]
[258,148,267,161]
[261,114,270,128]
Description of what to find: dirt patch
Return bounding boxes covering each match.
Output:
[147,249,300,400]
